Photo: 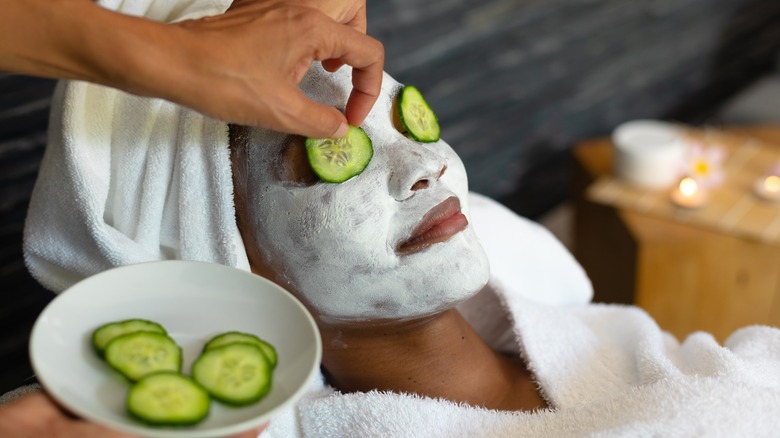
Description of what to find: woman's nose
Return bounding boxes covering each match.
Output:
[388,145,447,201]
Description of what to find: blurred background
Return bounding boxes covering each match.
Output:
[2,0,780,394]
[371,0,780,215]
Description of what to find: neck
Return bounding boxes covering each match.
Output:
[318,308,547,411]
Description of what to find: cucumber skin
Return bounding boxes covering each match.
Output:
[192,343,272,407]
[127,372,210,427]
[203,331,278,369]
[398,85,441,143]
[105,332,182,382]
[91,319,167,357]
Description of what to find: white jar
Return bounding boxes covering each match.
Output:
[612,120,685,189]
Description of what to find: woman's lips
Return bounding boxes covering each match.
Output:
[397,196,468,254]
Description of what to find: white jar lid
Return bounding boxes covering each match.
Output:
[612,120,685,189]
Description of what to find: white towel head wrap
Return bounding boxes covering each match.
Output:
[23,74,249,292]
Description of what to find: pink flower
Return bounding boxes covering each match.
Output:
[682,141,725,189]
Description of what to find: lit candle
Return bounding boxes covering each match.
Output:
[754,175,780,202]
[671,177,707,208]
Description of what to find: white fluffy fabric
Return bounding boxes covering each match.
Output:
[23,80,250,292]
[23,0,245,292]
[260,287,780,438]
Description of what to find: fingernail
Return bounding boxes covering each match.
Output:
[333,122,349,139]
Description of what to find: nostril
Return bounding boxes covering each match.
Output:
[410,164,445,192]
[411,180,430,191]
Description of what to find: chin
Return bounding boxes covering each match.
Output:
[397,229,491,318]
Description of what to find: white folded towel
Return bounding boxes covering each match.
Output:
[260,288,780,438]
[23,81,249,292]
[23,0,244,292]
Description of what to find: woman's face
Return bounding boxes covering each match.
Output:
[233,65,489,324]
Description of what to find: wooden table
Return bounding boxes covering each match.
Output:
[572,125,780,342]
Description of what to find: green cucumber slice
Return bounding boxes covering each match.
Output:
[127,372,210,426]
[192,343,272,406]
[92,319,167,357]
[397,85,440,143]
[105,332,182,381]
[305,126,373,183]
[204,332,278,369]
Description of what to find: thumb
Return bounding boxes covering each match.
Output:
[275,87,349,138]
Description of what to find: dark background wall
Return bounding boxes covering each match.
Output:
[2,0,780,394]
[369,0,780,216]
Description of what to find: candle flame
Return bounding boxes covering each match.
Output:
[765,175,780,193]
[679,177,698,197]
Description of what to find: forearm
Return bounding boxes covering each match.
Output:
[0,0,167,92]
[0,0,382,135]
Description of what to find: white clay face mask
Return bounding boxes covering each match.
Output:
[237,64,490,322]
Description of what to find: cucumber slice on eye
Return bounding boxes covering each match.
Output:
[305,126,373,183]
[92,319,167,357]
[192,343,272,406]
[398,85,440,143]
[127,372,210,426]
[105,332,182,381]
[203,331,278,369]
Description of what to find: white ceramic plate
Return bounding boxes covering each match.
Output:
[30,260,321,438]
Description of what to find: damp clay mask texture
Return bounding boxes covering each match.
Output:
[233,64,490,323]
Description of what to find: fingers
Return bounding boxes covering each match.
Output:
[273,86,349,138]
[275,15,382,134]
[307,24,383,127]
[0,393,131,438]
[321,58,345,72]
[347,4,367,33]
[345,86,380,128]
[296,0,367,33]
[161,2,382,136]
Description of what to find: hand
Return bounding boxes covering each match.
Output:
[287,0,369,75]
[0,392,133,438]
[0,0,383,138]
[233,0,368,33]
[135,0,384,138]
[0,392,267,438]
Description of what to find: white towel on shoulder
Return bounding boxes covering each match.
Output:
[260,287,780,438]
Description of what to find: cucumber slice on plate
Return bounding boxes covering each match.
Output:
[203,331,278,369]
[127,372,210,426]
[92,319,167,357]
[305,126,373,183]
[397,85,440,143]
[192,343,273,406]
[105,332,182,381]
